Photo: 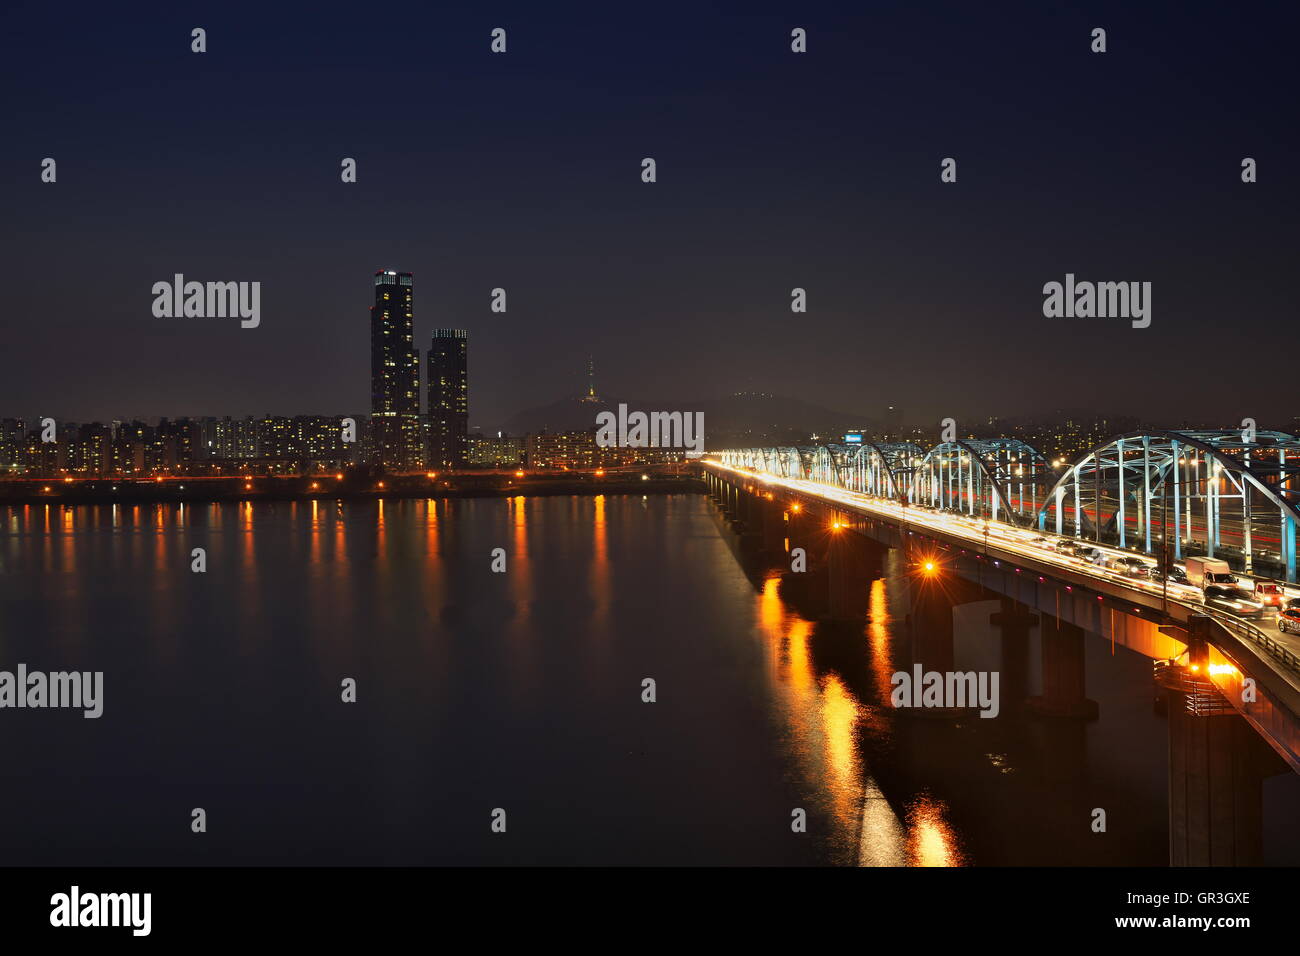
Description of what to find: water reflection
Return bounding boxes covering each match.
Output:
[906,794,962,867]
[752,567,964,866]
[0,494,1231,865]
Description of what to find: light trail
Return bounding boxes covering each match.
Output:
[707,461,1299,610]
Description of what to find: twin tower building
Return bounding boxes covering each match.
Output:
[369,270,468,472]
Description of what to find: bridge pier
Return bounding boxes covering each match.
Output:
[728,481,743,525]
[1027,617,1099,720]
[991,597,1035,714]
[785,501,809,562]
[1166,699,1271,866]
[759,496,786,556]
[900,569,998,717]
[735,485,763,545]
[910,575,955,677]
[1161,615,1276,866]
[730,481,749,529]
[715,475,733,517]
[825,516,878,620]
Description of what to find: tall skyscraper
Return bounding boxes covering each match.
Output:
[427,329,468,469]
[370,270,422,471]
[580,355,600,403]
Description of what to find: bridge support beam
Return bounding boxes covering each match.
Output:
[824,517,877,620]
[760,496,786,556]
[900,568,993,716]
[1027,616,1099,720]
[991,597,1036,713]
[1161,615,1271,866]
[909,575,956,677]
[734,485,761,543]
[784,500,816,567]
[1166,702,1268,866]
[732,483,750,529]
[719,478,734,518]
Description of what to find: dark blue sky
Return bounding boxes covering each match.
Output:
[2,0,1295,429]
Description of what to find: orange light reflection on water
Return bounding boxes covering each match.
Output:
[906,794,966,867]
[755,571,966,867]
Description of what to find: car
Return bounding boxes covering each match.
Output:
[1054,540,1077,554]
[1029,536,1050,548]
[1075,545,1104,564]
[1279,607,1300,635]
[1148,565,1190,585]
[1253,582,1287,608]
[1204,585,1266,619]
[1114,555,1152,578]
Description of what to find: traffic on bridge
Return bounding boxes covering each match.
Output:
[710,429,1300,685]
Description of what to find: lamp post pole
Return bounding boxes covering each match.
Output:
[1162,462,1170,617]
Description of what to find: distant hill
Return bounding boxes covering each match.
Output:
[495,393,879,448]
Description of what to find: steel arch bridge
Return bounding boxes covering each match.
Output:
[910,439,1053,525]
[720,439,1051,525]
[846,441,925,498]
[714,428,1300,582]
[1034,430,1300,581]
[721,442,925,497]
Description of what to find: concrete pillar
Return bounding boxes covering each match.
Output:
[734,484,747,525]
[760,495,785,556]
[785,502,807,561]
[826,515,871,620]
[737,487,761,546]
[1167,702,1265,866]
[910,574,955,676]
[1185,614,1211,670]
[1027,616,1098,720]
[742,486,759,530]
[991,596,1035,713]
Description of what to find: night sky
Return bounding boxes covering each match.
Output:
[2,1,1296,430]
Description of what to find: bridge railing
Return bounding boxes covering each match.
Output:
[1195,606,1300,676]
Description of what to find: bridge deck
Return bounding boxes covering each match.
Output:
[708,461,1300,694]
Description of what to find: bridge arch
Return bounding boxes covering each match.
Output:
[910,438,1052,526]
[846,441,924,498]
[1036,429,1300,581]
[810,444,858,486]
[773,447,804,479]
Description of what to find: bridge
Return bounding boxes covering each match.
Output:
[723,430,1300,582]
[703,428,1300,866]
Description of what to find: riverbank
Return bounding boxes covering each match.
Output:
[0,471,705,506]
